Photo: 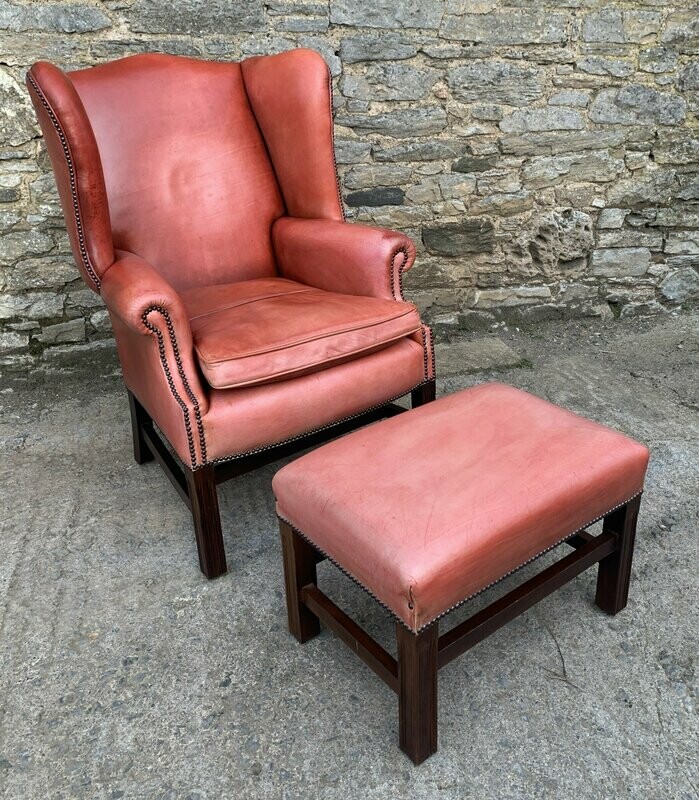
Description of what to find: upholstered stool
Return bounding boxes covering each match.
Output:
[273,383,649,764]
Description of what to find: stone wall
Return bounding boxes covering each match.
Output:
[1,0,698,369]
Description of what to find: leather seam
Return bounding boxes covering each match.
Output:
[327,66,345,222]
[199,332,421,389]
[141,306,207,469]
[26,71,102,292]
[186,286,313,321]
[195,307,420,364]
[277,490,643,634]
[201,378,432,469]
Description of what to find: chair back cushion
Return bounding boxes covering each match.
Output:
[69,54,284,291]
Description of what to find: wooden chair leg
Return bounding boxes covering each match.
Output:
[412,379,436,409]
[185,464,227,579]
[397,622,438,764]
[127,390,154,465]
[595,495,641,615]
[279,521,321,644]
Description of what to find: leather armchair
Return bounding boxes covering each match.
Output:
[27,49,435,578]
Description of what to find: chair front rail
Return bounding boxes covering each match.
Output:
[213,402,407,484]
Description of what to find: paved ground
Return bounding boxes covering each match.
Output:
[0,313,697,800]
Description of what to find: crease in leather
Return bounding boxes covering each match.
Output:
[186,286,313,321]
[200,335,416,389]
[195,305,419,364]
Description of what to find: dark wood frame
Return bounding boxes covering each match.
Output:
[127,380,436,578]
[279,494,641,764]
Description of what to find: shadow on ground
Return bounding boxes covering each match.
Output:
[0,313,697,800]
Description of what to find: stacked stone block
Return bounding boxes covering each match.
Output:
[1,0,697,368]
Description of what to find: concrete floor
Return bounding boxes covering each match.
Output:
[0,313,697,800]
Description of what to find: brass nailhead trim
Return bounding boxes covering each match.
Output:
[27,72,101,291]
[28,71,433,463]
[390,245,409,301]
[141,306,207,469]
[418,491,643,632]
[387,246,433,381]
[327,67,345,222]
[279,491,643,634]
[206,378,433,469]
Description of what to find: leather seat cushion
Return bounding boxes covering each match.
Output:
[181,278,422,389]
[272,383,650,632]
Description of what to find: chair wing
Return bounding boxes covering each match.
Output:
[26,61,114,292]
[242,49,344,222]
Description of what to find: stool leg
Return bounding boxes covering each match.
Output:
[279,521,321,643]
[595,495,641,615]
[397,622,438,764]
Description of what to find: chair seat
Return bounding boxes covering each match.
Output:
[272,383,650,631]
[181,278,421,389]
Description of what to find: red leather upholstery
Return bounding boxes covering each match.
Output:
[242,50,344,221]
[273,218,416,301]
[181,278,421,389]
[27,50,433,469]
[203,337,426,460]
[69,54,284,291]
[273,383,650,631]
[26,62,113,291]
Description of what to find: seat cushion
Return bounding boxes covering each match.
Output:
[272,383,650,631]
[181,278,421,389]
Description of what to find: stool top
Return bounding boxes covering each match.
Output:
[273,383,649,632]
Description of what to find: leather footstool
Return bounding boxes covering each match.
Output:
[272,383,650,764]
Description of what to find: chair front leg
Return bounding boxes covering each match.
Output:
[185,464,227,579]
[412,379,436,409]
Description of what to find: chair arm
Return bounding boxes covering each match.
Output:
[101,252,209,462]
[101,251,189,333]
[272,217,416,301]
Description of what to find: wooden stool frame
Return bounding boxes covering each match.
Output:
[279,495,641,764]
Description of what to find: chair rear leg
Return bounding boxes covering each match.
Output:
[185,464,227,579]
[412,379,436,409]
[127,390,154,465]
[595,495,641,615]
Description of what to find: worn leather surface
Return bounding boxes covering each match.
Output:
[273,383,650,631]
[181,277,421,389]
[273,217,416,301]
[69,53,284,291]
[202,337,426,461]
[242,49,343,221]
[102,251,209,464]
[28,50,433,469]
[26,62,114,291]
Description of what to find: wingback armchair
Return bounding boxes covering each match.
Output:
[27,49,435,578]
